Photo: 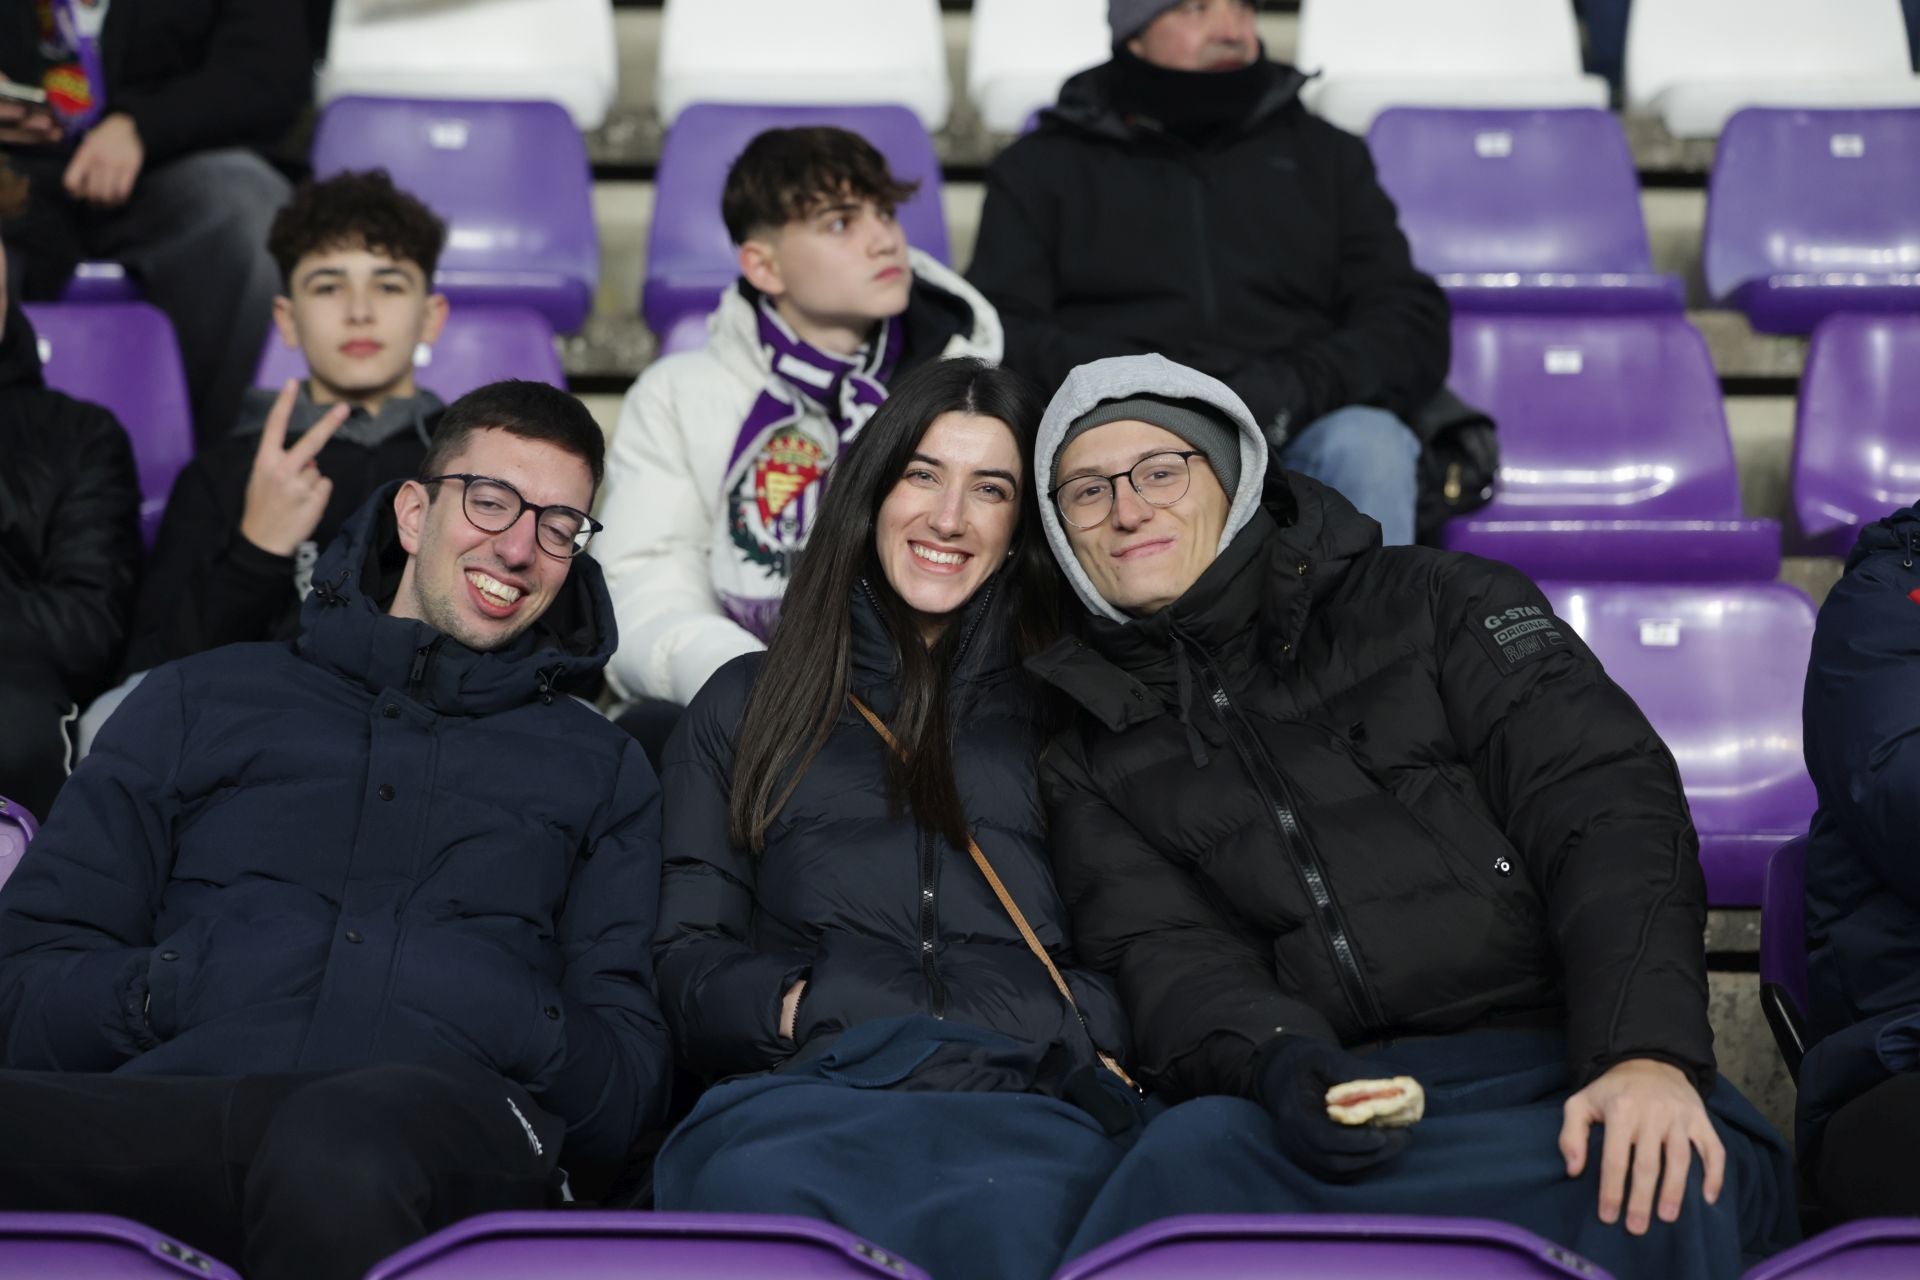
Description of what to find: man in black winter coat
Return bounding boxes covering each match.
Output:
[1033,355,1794,1280]
[0,242,140,820]
[0,0,307,442]
[0,382,670,1280]
[968,0,1449,548]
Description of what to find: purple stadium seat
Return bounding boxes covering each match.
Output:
[1052,1214,1612,1279]
[1791,313,1920,556]
[1743,1219,1920,1279]
[1440,314,1781,580]
[255,305,566,401]
[1760,836,1810,1079]
[362,1212,931,1280]
[1368,108,1683,314]
[0,795,37,896]
[1703,107,1920,335]
[58,262,141,304]
[23,302,192,547]
[0,1213,240,1278]
[642,103,948,341]
[1539,582,1817,907]
[311,97,598,334]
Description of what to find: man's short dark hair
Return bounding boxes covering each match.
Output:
[421,381,606,492]
[721,126,920,245]
[268,169,449,289]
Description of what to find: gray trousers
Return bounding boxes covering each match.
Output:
[6,147,289,444]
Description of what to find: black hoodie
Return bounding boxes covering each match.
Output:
[968,53,1451,436]
[0,300,141,698]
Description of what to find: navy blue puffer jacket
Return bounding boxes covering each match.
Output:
[0,486,671,1163]
[654,582,1128,1087]
[1800,504,1920,1156]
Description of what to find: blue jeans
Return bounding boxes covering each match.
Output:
[1278,405,1420,546]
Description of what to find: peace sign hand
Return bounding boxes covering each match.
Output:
[237,380,352,557]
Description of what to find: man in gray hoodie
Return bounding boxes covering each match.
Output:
[1032,354,1796,1279]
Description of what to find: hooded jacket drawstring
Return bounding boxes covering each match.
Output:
[1169,639,1211,769]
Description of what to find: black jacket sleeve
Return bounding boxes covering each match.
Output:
[1432,556,1715,1091]
[967,143,1155,392]
[1044,732,1340,1101]
[0,663,186,1070]
[652,660,813,1080]
[123,445,294,674]
[108,0,311,165]
[1233,125,1451,432]
[0,400,141,699]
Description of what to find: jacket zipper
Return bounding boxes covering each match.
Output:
[407,637,443,690]
[1195,654,1388,1036]
[918,826,947,1018]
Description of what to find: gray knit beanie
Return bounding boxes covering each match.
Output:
[1053,394,1243,497]
[1109,0,1181,42]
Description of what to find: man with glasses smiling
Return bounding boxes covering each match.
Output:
[0,381,671,1280]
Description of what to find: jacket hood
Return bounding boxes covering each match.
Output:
[0,301,45,391]
[1048,54,1308,145]
[1035,353,1269,623]
[295,482,618,715]
[1846,501,1920,571]
[703,248,1002,387]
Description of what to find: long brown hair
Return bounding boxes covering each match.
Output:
[726,358,1057,853]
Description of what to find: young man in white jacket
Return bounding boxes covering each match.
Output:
[597,128,1003,736]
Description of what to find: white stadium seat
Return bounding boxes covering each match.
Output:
[1626,0,1920,139]
[967,0,1111,134]
[657,0,950,130]
[1296,0,1607,137]
[318,0,618,130]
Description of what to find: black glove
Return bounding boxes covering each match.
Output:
[1253,1035,1413,1183]
[1223,359,1310,443]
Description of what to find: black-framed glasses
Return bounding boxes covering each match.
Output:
[1052,451,1205,530]
[424,474,604,559]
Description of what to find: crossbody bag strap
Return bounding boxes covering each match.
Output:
[848,694,1139,1092]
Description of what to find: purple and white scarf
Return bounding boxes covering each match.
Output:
[712,297,904,640]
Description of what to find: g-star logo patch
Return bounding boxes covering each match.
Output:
[1471,602,1568,675]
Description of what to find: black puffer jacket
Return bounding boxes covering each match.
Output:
[0,301,140,696]
[968,52,1449,433]
[1032,473,1714,1102]
[655,583,1128,1085]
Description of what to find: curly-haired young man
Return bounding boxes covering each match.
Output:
[120,169,451,675]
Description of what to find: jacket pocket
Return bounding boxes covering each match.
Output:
[1407,769,1543,927]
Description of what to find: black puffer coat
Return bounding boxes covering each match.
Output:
[655,583,1128,1085]
[1032,475,1713,1102]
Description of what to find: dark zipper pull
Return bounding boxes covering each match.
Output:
[407,640,438,688]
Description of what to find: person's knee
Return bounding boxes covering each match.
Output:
[248,1065,456,1209]
[149,150,291,237]
[1307,408,1420,474]
[1135,1096,1273,1164]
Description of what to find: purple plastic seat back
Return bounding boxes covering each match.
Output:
[0,795,37,897]
[312,97,599,333]
[1439,314,1780,581]
[1743,1218,1920,1279]
[1703,107,1920,334]
[1538,582,1817,907]
[255,306,565,400]
[58,262,141,303]
[1368,108,1681,314]
[1792,313,1920,555]
[643,103,948,338]
[363,1211,931,1280]
[0,1212,241,1278]
[1052,1214,1612,1279]
[22,302,192,547]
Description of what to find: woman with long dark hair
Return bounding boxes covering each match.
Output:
[651,358,1136,1280]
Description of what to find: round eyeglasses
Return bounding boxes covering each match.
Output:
[424,474,604,559]
[1051,451,1204,530]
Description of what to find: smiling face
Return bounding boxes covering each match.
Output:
[1056,420,1231,616]
[274,243,448,413]
[874,411,1024,644]
[388,428,594,652]
[739,194,912,354]
[1129,0,1260,71]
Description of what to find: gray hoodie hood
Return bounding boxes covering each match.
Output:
[1035,354,1268,624]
